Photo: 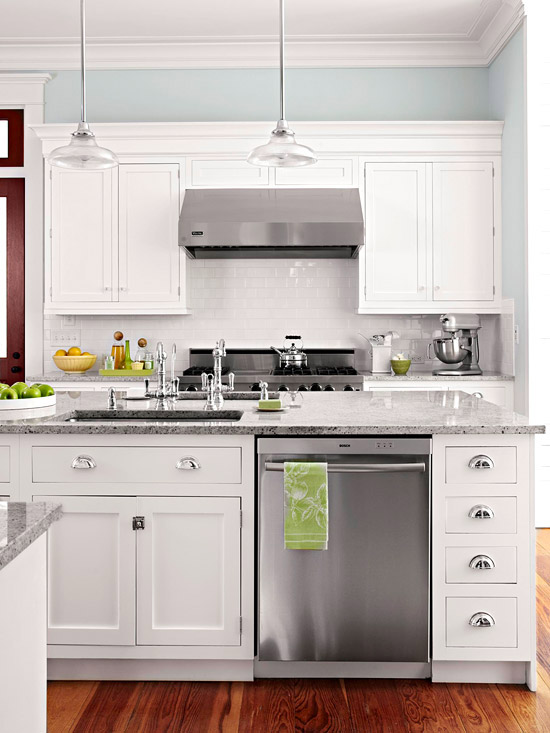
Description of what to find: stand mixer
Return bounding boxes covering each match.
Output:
[430,314,482,376]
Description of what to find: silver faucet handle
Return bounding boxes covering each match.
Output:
[171,377,180,397]
[215,338,226,357]
[228,372,235,391]
[259,381,269,401]
[201,372,209,390]
[156,341,166,363]
[144,377,150,395]
[107,386,117,410]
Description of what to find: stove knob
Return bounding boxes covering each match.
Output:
[324,384,335,391]
[310,383,322,392]
[298,384,309,392]
[251,382,261,392]
[343,385,355,392]
[186,385,198,392]
[278,385,289,392]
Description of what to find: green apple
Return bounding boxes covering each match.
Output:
[0,388,18,400]
[30,383,42,390]
[21,386,42,399]
[0,384,9,392]
[37,384,54,397]
[11,382,28,397]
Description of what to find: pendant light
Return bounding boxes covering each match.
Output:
[247,0,317,167]
[49,0,117,170]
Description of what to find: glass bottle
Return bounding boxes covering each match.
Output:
[111,331,124,369]
[134,337,147,364]
[123,339,133,370]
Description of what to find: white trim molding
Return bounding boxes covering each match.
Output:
[0,74,52,105]
[0,2,524,70]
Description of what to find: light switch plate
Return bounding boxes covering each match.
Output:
[62,315,76,327]
[51,330,80,347]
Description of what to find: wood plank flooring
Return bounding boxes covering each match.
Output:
[47,529,550,733]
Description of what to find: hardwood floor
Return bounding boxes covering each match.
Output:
[47,530,550,732]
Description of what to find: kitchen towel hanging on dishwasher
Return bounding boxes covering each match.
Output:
[284,462,328,550]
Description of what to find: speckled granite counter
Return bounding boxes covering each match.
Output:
[29,371,514,384]
[0,390,541,435]
[0,502,62,571]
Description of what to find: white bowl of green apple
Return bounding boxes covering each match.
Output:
[0,382,56,409]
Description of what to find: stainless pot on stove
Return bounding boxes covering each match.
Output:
[271,336,308,368]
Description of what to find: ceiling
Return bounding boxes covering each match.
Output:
[0,0,525,69]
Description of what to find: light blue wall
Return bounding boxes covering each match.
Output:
[44,67,492,122]
[489,26,526,412]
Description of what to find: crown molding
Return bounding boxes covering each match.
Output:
[30,120,504,157]
[0,73,52,105]
[0,2,525,69]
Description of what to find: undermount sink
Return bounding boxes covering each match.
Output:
[65,409,244,422]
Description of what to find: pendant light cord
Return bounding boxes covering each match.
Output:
[80,0,87,124]
[279,0,286,123]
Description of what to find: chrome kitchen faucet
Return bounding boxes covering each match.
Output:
[202,339,235,410]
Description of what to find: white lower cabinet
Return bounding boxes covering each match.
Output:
[40,494,242,649]
[365,380,513,410]
[40,495,136,646]
[136,496,241,646]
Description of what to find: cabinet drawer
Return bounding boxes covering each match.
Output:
[32,446,242,484]
[190,159,268,187]
[446,597,517,648]
[445,446,516,484]
[445,546,517,583]
[445,496,516,534]
[0,446,10,482]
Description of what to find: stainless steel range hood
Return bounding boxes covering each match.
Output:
[179,188,365,259]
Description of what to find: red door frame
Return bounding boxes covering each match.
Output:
[0,179,25,384]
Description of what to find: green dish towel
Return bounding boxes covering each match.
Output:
[284,462,328,550]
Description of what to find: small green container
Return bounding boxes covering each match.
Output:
[391,359,411,375]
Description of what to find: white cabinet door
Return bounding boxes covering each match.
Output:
[189,159,269,187]
[118,164,180,303]
[275,158,354,186]
[432,162,494,301]
[41,495,135,645]
[364,163,428,301]
[50,167,117,302]
[137,496,241,646]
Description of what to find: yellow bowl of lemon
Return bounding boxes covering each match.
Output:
[53,347,97,374]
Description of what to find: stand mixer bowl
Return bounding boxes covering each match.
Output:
[433,337,468,364]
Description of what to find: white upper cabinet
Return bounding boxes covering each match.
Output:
[364,163,427,302]
[189,158,269,188]
[118,164,180,303]
[359,160,499,313]
[274,158,355,187]
[46,162,189,315]
[136,496,242,647]
[50,167,117,303]
[432,162,495,302]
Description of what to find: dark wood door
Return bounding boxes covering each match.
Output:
[0,179,25,384]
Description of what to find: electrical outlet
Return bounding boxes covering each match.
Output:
[51,330,80,347]
[514,325,520,345]
[62,315,76,327]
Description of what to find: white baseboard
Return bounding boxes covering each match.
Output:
[48,659,254,682]
[432,661,531,689]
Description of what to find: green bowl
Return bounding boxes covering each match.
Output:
[391,359,411,375]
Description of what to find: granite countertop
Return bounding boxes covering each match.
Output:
[29,371,514,384]
[0,390,541,435]
[0,502,62,571]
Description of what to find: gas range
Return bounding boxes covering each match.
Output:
[180,348,364,393]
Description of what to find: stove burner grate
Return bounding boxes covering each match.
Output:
[182,365,230,376]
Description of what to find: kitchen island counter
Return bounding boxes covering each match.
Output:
[0,389,541,435]
[0,501,62,571]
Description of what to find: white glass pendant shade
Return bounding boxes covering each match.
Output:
[247,120,317,167]
[49,122,118,170]
[248,0,316,168]
[48,0,117,170]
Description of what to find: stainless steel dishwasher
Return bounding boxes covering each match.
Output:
[257,436,431,664]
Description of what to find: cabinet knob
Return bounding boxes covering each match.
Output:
[434,285,440,291]
[468,454,495,470]
[104,287,112,291]
[468,504,495,520]
[472,392,483,399]
[71,454,97,470]
[176,456,201,470]
[120,286,127,292]
[469,612,495,628]
[469,554,496,570]
[418,285,425,292]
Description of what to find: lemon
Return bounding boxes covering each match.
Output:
[54,349,67,357]
[67,347,82,356]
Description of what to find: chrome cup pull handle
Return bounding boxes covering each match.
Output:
[71,454,97,470]
[469,612,495,628]
[176,457,201,470]
[468,455,495,470]
[469,554,496,570]
[468,504,495,520]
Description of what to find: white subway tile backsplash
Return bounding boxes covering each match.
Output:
[41,258,514,376]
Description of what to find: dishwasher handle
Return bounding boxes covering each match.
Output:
[264,461,425,474]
